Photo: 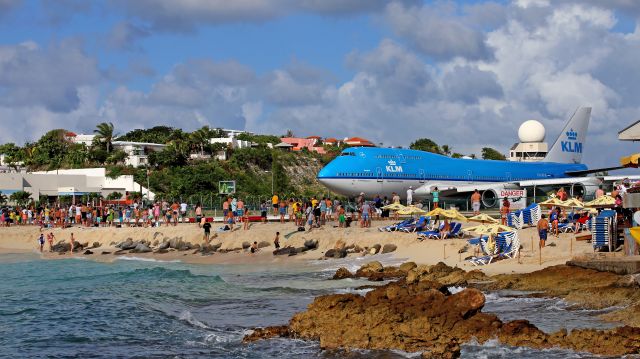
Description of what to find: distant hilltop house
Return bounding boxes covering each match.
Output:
[343,137,376,147]
[207,129,257,161]
[277,135,375,153]
[66,132,166,168]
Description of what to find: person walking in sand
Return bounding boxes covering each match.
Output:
[274,232,280,249]
[538,214,549,248]
[202,221,211,244]
[38,234,45,252]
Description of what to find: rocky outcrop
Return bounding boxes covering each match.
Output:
[324,249,347,259]
[245,277,640,357]
[258,241,271,249]
[405,262,487,286]
[331,267,354,280]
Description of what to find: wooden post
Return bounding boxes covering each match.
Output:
[443,243,446,260]
[570,232,574,256]
[459,251,461,262]
[531,235,534,252]
[539,242,542,266]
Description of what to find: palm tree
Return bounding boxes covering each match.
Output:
[94,122,116,153]
[190,126,213,155]
[0,193,7,205]
[9,190,31,206]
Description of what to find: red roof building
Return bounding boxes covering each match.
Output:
[344,137,376,147]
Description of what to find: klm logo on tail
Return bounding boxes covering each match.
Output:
[561,128,582,153]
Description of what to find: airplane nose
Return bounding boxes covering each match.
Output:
[317,163,334,184]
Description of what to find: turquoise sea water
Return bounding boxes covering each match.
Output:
[0,254,615,358]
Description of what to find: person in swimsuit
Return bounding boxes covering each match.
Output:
[47,232,55,252]
[274,232,280,249]
[250,241,259,254]
[538,214,549,248]
[69,233,76,254]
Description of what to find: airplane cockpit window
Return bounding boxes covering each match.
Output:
[341,152,356,156]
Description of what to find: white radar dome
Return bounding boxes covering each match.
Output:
[518,120,545,143]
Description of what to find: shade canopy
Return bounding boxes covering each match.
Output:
[465,223,514,235]
[584,195,617,208]
[539,197,565,207]
[426,208,467,222]
[467,214,499,224]
[382,203,406,211]
[397,205,427,215]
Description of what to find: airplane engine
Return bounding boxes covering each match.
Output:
[481,189,499,208]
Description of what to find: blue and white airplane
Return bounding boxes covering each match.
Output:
[317,107,625,204]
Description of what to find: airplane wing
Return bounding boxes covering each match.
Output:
[601,175,640,182]
[516,177,601,187]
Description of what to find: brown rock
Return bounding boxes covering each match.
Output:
[334,239,346,250]
[399,261,417,273]
[354,261,383,276]
[242,325,290,343]
[332,267,354,280]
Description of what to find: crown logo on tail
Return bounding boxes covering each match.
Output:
[388,160,396,166]
[566,128,577,140]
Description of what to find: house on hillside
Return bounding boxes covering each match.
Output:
[344,137,376,147]
[280,137,326,154]
[111,141,166,167]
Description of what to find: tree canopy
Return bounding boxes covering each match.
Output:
[409,138,442,154]
[481,147,506,160]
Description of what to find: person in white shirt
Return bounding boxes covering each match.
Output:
[180,202,188,223]
[406,186,413,205]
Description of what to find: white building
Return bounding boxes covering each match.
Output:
[111,141,166,168]
[209,137,253,161]
[19,168,156,201]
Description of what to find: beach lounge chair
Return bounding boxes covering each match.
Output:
[400,216,430,233]
[495,231,520,259]
[469,255,494,266]
[467,235,488,246]
[378,218,414,232]
[591,210,616,251]
[427,222,460,239]
[443,222,463,239]
[557,222,575,233]
[507,211,524,230]
[416,223,445,240]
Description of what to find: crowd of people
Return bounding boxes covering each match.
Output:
[0,201,196,228]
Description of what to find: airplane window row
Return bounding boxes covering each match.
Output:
[375,155,397,159]
[340,152,356,156]
[404,156,422,160]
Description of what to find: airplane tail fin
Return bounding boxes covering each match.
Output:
[544,107,591,164]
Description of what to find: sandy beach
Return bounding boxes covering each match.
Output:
[0,220,614,275]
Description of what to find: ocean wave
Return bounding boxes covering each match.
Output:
[115,256,182,263]
[461,338,597,358]
[178,310,211,329]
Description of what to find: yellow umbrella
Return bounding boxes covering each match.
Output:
[465,223,514,235]
[467,213,499,224]
[397,205,427,215]
[382,203,406,211]
[559,198,585,208]
[584,195,616,208]
[426,208,467,222]
[539,197,564,207]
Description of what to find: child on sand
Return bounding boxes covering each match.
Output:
[274,232,280,249]
[202,221,211,244]
[250,241,259,254]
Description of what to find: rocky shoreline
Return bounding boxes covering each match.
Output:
[244,262,640,358]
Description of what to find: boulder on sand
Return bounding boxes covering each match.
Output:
[381,244,397,254]
[355,261,383,276]
[324,248,347,259]
[242,241,251,250]
[130,243,152,253]
[304,239,318,250]
[258,241,271,249]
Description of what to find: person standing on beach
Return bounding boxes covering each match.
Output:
[222,198,230,220]
[432,187,439,209]
[272,193,279,216]
[243,208,250,230]
[538,214,549,248]
[361,201,371,228]
[38,233,45,252]
[202,221,211,244]
[260,201,267,224]
[69,233,76,254]
[47,232,55,252]
[274,232,280,249]
[471,190,481,215]
[195,203,202,227]
[500,198,510,225]
[406,187,413,206]
[180,201,188,223]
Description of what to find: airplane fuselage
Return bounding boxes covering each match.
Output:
[317,147,587,198]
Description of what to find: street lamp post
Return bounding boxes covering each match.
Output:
[264,170,274,194]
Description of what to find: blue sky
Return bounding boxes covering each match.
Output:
[1,0,640,169]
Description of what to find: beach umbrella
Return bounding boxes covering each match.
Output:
[465,223,514,235]
[397,205,427,215]
[467,213,499,224]
[584,195,616,208]
[539,197,564,207]
[558,198,585,208]
[426,208,467,222]
[382,203,406,211]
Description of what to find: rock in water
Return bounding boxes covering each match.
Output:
[399,262,417,273]
[381,244,397,254]
[332,267,354,280]
[242,326,290,343]
[324,249,336,258]
[245,280,640,357]
[355,261,383,276]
